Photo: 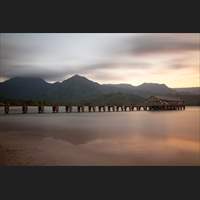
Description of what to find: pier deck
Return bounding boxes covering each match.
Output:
[0,104,185,114]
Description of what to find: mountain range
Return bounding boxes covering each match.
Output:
[0,75,200,105]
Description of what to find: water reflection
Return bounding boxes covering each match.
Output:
[0,107,199,165]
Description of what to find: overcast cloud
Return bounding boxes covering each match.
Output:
[0,33,199,87]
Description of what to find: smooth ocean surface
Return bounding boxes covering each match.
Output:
[0,106,199,165]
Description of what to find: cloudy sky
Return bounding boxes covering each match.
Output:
[0,33,199,87]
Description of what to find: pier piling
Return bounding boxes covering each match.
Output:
[4,105,9,114]
[38,105,44,113]
[22,105,28,114]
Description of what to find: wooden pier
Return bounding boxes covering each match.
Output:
[1,96,185,114]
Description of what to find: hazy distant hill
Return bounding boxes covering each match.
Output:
[47,75,103,103]
[102,83,136,94]
[0,77,51,100]
[0,75,199,105]
[101,82,178,98]
[174,87,200,95]
[85,93,145,106]
[137,83,175,95]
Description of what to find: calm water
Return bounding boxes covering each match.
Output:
[0,106,199,165]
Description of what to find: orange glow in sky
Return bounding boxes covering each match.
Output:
[0,33,199,88]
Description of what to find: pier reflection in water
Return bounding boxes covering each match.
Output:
[0,107,199,165]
